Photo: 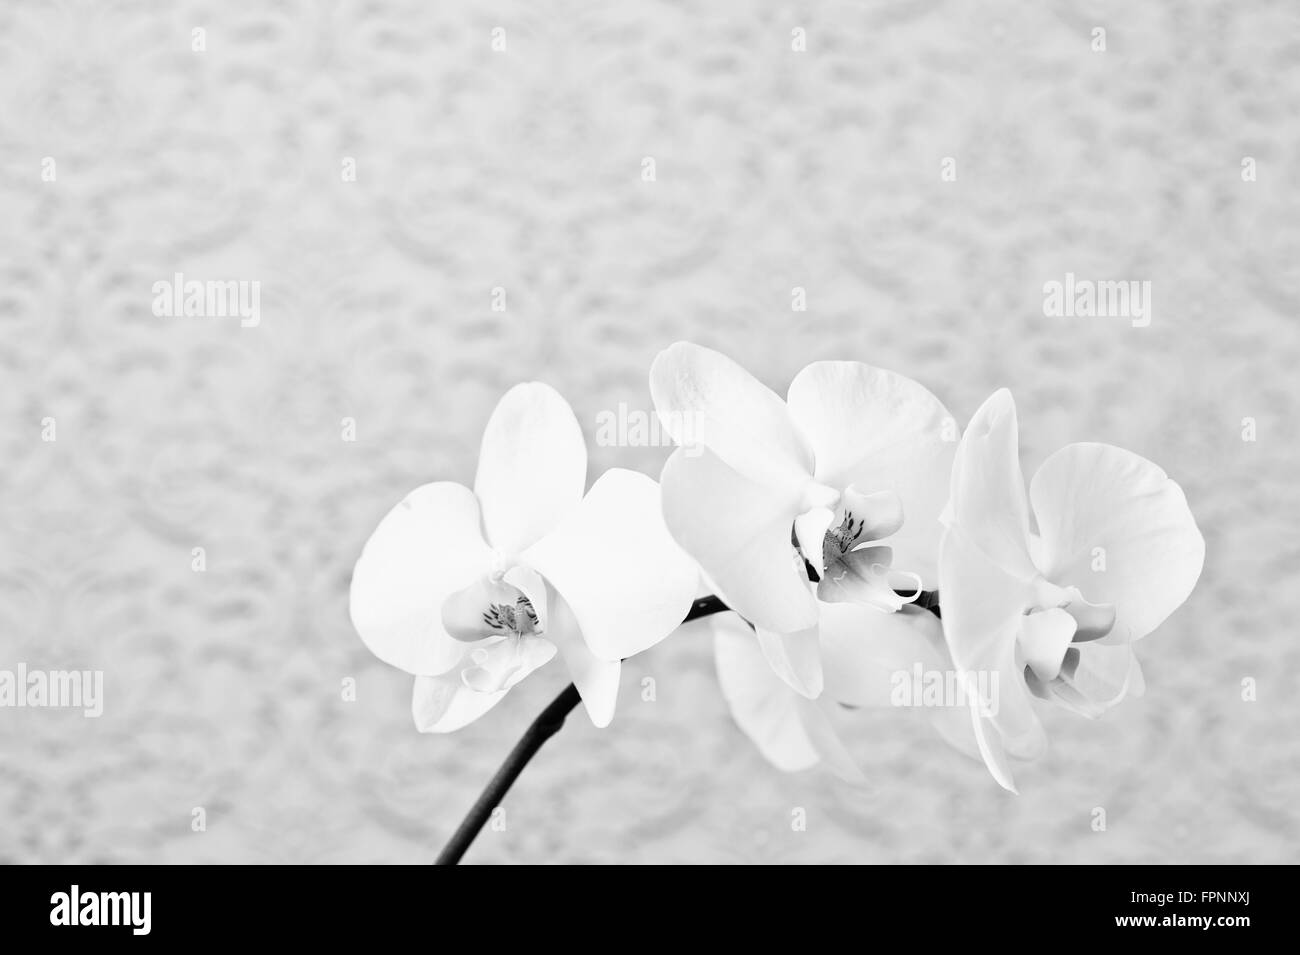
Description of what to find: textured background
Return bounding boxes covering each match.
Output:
[1,0,1297,864]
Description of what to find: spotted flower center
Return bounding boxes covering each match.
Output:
[482,596,541,636]
[789,484,920,613]
[440,574,556,694]
[821,510,867,569]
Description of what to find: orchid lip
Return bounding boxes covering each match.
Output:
[1018,585,1118,691]
[1027,577,1117,642]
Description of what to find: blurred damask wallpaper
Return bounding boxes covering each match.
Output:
[1,0,1298,866]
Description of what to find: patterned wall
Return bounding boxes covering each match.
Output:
[1,0,1296,862]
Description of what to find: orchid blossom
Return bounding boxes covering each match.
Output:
[349,382,699,731]
[939,389,1205,792]
[650,342,955,698]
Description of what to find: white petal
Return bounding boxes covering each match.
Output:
[945,389,1038,581]
[461,636,557,693]
[939,528,1045,759]
[1060,589,1117,642]
[713,613,820,772]
[659,446,819,634]
[755,624,824,699]
[1048,641,1143,717]
[1128,654,1147,698]
[816,603,987,762]
[968,697,1019,793]
[818,603,948,707]
[1029,442,1205,642]
[474,382,587,555]
[794,505,835,578]
[650,341,812,489]
[412,674,508,733]
[939,529,1028,670]
[521,468,698,661]
[794,696,868,785]
[841,487,905,543]
[545,587,621,728]
[786,361,955,583]
[350,482,494,676]
[1019,608,1077,682]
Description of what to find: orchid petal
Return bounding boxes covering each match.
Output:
[660,446,819,634]
[1048,641,1144,717]
[350,482,494,676]
[713,613,820,772]
[794,506,835,578]
[461,636,557,693]
[474,382,587,555]
[1019,608,1077,682]
[939,528,1046,760]
[841,487,905,543]
[522,468,698,661]
[412,674,508,733]
[968,697,1019,793]
[650,341,813,489]
[755,623,824,699]
[1060,590,1117,643]
[794,696,868,785]
[946,389,1038,581]
[1028,442,1205,643]
[545,587,621,728]
[818,603,948,707]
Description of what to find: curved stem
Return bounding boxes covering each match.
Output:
[433,594,731,864]
[433,683,582,865]
[433,590,939,864]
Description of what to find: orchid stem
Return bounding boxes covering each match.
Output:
[433,682,582,865]
[432,594,731,864]
[432,590,938,864]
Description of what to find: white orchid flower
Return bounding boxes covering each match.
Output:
[709,601,967,783]
[650,342,955,698]
[939,389,1205,792]
[349,382,699,732]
